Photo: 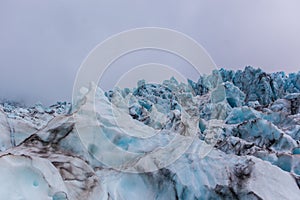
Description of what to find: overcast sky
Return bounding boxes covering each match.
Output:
[1,0,300,105]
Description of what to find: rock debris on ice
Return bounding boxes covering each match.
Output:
[0,66,300,200]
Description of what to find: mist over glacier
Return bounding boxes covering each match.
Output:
[1,0,300,104]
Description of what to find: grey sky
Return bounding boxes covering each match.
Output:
[1,0,300,105]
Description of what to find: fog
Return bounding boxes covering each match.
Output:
[1,0,300,105]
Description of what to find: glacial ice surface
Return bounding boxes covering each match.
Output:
[0,66,300,199]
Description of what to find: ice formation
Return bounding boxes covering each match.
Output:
[0,66,299,200]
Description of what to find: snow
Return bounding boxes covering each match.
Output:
[0,66,299,199]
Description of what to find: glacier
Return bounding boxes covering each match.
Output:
[0,66,300,199]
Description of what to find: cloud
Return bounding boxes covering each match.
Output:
[0,0,299,105]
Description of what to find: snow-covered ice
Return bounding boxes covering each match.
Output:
[0,66,300,199]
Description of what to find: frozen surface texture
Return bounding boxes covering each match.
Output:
[0,67,300,200]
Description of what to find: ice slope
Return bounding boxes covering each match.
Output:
[0,66,299,199]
